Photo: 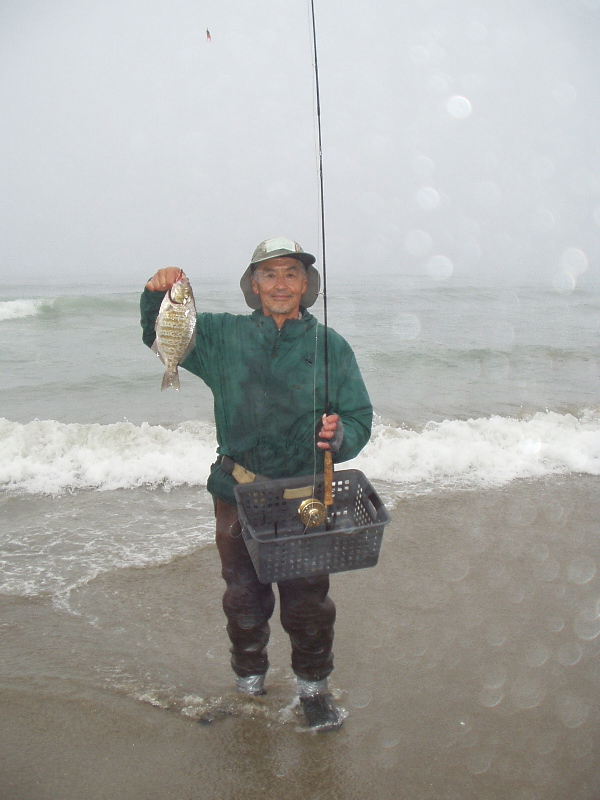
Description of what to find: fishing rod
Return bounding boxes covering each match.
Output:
[308,0,334,508]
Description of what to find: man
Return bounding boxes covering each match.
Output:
[141,237,372,729]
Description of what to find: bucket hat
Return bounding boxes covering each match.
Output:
[240,237,320,309]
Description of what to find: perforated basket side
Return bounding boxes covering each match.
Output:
[235,469,389,581]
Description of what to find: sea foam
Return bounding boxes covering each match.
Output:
[1,411,600,496]
[0,298,53,321]
[350,411,600,491]
[0,418,217,494]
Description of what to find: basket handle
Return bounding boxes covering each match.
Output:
[362,491,379,521]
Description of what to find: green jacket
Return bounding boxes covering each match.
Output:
[140,288,372,504]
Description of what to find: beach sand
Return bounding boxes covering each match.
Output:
[2,475,600,800]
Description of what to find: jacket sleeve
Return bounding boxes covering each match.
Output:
[140,286,165,348]
[329,335,373,463]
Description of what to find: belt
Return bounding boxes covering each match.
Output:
[220,455,317,501]
[220,455,268,484]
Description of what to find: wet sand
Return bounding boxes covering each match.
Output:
[1,475,600,800]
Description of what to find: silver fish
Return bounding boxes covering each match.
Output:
[153,273,197,391]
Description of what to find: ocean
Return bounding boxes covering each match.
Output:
[2,275,600,799]
[1,274,599,597]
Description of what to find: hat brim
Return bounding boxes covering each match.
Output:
[249,248,315,269]
[240,263,321,310]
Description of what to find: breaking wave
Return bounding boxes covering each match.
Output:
[2,411,600,496]
[0,298,54,321]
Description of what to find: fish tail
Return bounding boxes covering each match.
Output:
[161,368,180,391]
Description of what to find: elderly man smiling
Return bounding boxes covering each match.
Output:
[141,237,372,729]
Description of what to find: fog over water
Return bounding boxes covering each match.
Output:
[1,0,600,288]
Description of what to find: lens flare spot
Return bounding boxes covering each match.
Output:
[525,642,550,668]
[479,686,504,708]
[466,753,492,775]
[427,255,453,281]
[552,272,576,295]
[447,95,472,119]
[556,693,589,728]
[416,186,441,210]
[556,641,583,667]
[393,313,421,340]
[561,248,588,277]
[574,613,600,641]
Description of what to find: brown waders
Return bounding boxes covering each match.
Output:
[214,498,336,682]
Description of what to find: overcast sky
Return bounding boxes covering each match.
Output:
[1,0,600,287]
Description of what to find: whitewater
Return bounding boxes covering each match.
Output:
[1,412,600,496]
[1,275,600,597]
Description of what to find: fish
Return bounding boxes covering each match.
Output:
[153,272,197,391]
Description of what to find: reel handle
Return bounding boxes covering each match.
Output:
[324,450,334,506]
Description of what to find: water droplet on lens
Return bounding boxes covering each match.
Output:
[534,556,560,582]
[426,255,453,281]
[393,313,421,340]
[530,543,549,563]
[552,272,576,295]
[525,642,550,668]
[351,688,373,708]
[556,641,583,667]
[482,663,507,689]
[574,614,600,641]
[556,692,589,728]
[547,616,565,633]
[447,95,472,118]
[380,729,401,748]
[416,186,440,210]
[486,624,508,647]
[479,686,503,708]
[510,674,546,710]
[567,555,595,584]
[532,730,559,756]
[561,247,588,277]
[466,753,492,775]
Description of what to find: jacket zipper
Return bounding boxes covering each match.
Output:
[272,329,283,358]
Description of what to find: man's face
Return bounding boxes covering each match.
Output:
[250,257,308,321]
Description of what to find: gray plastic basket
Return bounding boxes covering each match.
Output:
[234,469,390,583]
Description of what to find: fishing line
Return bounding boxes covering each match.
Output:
[307,0,327,498]
[309,0,330,416]
[309,0,335,513]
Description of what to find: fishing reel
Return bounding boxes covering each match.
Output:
[298,497,327,527]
